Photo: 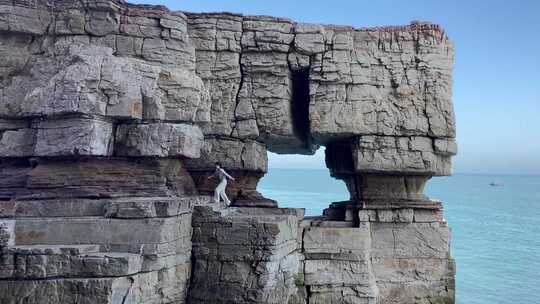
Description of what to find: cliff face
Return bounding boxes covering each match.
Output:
[0,1,456,303]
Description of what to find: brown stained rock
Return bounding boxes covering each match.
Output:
[10,158,197,199]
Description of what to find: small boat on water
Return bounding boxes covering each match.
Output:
[489,182,503,187]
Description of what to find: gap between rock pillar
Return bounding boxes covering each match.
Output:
[324,136,456,223]
[184,138,278,207]
[322,136,457,303]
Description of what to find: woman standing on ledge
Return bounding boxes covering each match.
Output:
[210,162,235,205]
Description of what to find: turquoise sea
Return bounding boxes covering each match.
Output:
[259,169,540,304]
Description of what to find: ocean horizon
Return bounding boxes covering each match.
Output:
[259,168,540,304]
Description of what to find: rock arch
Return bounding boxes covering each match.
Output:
[0,1,456,303]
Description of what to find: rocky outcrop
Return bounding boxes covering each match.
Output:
[0,196,209,303]
[0,0,456,303]
[189,207,302,303]
[188,206,454,304]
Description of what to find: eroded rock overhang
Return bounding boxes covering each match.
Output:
[0,1,456,205]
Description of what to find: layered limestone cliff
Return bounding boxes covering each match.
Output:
[0,0,456,303]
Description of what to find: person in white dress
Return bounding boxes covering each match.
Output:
[209,162,235,205]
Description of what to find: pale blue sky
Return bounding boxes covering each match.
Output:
[138,0,540,174]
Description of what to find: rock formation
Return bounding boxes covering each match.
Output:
[0,0,456,303]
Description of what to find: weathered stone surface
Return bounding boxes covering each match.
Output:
[1,248,143,279]
[0,1,457,304]
[298,215,454,304]
[0,128,35,157]
[359,208,443,223]
[299,220,380,303]
[0,42,207,121]
[304,259,372,285]
[0,5,52,35]
[186,138,268,171]
[372,257,455,284]
[0,2,455,158]
[104,196,211,219]
[376,208,414,223]
[0,220,15,248]
[13,216,191,247]
[370,222,451,259]
[0,277,129,304]
[152,68,210,122]
[325,136,455,178]
[353,136,455,176]
[434,138,459,156]
[373,255,455,304]
[115,123,203,158]
[413,208,444,222]
[307,285,378,304]
[189,206,302,303]
[2,45,142,119]
[294,23,326,55]
[0,267,190,304]
[0,158,198,199]
[187,13,243,53]
[187,14,317,154]
[303,226,370,257]
[185,138,271,208]
[0,119,29,130]
[309,24,455,143]
[33,118,114,157]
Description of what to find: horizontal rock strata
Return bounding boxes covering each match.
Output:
[0,196,211,304]
[189,206,454,304]
[189,206,303,303]
[0,0,457,303]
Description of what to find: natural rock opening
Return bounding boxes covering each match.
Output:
[260,149,349,215]
[290,67,313,153]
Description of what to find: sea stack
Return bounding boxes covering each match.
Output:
[0,1,456,303]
